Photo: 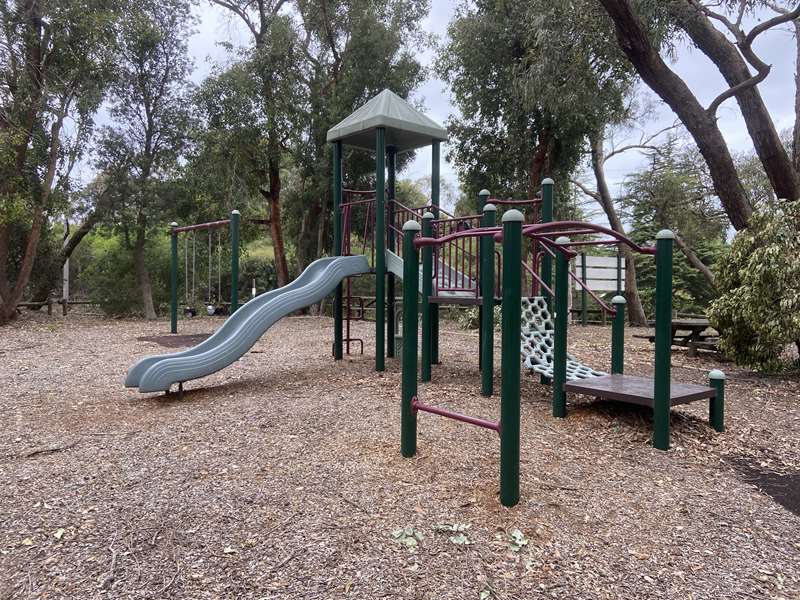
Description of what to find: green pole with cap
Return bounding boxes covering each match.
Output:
[480,201,496,397]
[540,178,554,307]
[611,295,626,374]
[552,236,569,418]
[653,229,674,450]
[170,222,178,334]
[375,128,386,371]
[401,220,420,457]
[421,212,434,382]
[500,209,523,507]
[708,369,725,432]
[230,210,240,313]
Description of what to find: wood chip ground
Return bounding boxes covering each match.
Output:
[1,313,798,599]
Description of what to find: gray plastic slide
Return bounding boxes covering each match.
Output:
[125,255,370,393]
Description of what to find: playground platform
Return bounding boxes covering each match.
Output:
[565,374,717,407]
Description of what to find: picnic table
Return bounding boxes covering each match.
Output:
[639,318,719,356]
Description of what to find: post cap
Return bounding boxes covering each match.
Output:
[403,220,421,232]
[170,222,178,227]
[709,369,725,380]
[542,177,554,185]
[478,189,490,197]
[656,229,674,240]
[231,209,241,215]
[501,209,524,223]
[555,236,570,245]
[422,211,434,220]
[611,295,626,304]
[482,203,497,212]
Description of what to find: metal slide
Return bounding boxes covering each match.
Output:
[385,249,476,299]
[125,255,370,393]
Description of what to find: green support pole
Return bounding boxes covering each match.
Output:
[552,236,570,418]
[611,295,626,374]
[387,146,397,359]
[431,141,441,364]
[540,178,554,306]
[401,220,420,458]
[375,128,386,372]
[333,141,343,360]
[169,223,178,334]
[421,212,434,382]
[653,229,674,450]
[709,369,725,432]
[580,252,587,326]
[477,189,490,372]
[480,202,496,397]
[500,209,523,508]
[230,210,240,313]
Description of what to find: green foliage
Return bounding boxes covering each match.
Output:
[708,199,800,371]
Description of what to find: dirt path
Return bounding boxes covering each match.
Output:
[1,313,798,599]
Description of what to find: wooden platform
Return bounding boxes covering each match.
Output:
[564,374,716,408]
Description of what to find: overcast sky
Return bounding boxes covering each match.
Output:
[187,2,797,209]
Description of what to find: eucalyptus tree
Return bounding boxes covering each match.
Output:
[598,0,800,229]
[96,0,195,319]
[0,0,121,324]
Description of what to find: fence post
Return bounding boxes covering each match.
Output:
[333,140,343,360]
[653,229,674,450]
[611,295,626,374]
[552,237,570,418]
[401,220,420,458]
[540,178,554,307]
[709,369,725,432]
[481,202,497,397]
[230,210,240,313]
[421,212,434,382]
[170,222,178,333]
[500,209,523,508]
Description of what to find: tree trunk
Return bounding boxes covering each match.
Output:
[264,160,290,287]
[599,0,752,230]
[794,19,800,172]
[134,213,157,320]
[669,0,800,202]
[528,133,550,198]
[589,130,648,326]
[673,231,716,288]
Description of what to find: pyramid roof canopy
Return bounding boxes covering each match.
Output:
[326,89,447,153]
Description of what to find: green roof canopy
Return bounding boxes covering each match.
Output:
[326,89,447,153]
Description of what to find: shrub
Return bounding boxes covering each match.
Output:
[708,198,800,371]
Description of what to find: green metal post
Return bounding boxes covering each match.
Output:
[431,141,440,364]
[333,141,343,360]
[480,202,496,397]
[387,145,397,358]
[477,189,490,372]
[540,178,554,307]
[421,212,434,382]
[580,252,587,326]
[230,210,240,313]
[552,236,570,418]
[611,295,626,374]
[653,229,674,451]
[169,222,178,334]
[500,209,523,508]
[709,369,725,432]
[401,220,420,458]
[375,128,386,372]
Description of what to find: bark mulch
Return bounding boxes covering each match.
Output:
[1,312,798,599]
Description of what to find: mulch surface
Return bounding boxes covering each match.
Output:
[1,312,798,599]
[137,333,211,348]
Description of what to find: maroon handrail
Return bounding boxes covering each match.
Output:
[173,219,231,233]
[412,398,500,433]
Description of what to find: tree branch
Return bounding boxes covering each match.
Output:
[570,178,600,201]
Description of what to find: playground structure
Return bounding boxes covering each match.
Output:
[126,89,726,508]
[168,211,241,333]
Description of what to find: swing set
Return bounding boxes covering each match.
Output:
[168,210,241,334]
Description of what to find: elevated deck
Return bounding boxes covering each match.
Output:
[564,374,716,407]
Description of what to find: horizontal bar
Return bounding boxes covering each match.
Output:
[412,398,500,433]
[173,219,231,233]
[489,198,541,206]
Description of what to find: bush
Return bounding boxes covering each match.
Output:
[708,198,800,371]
